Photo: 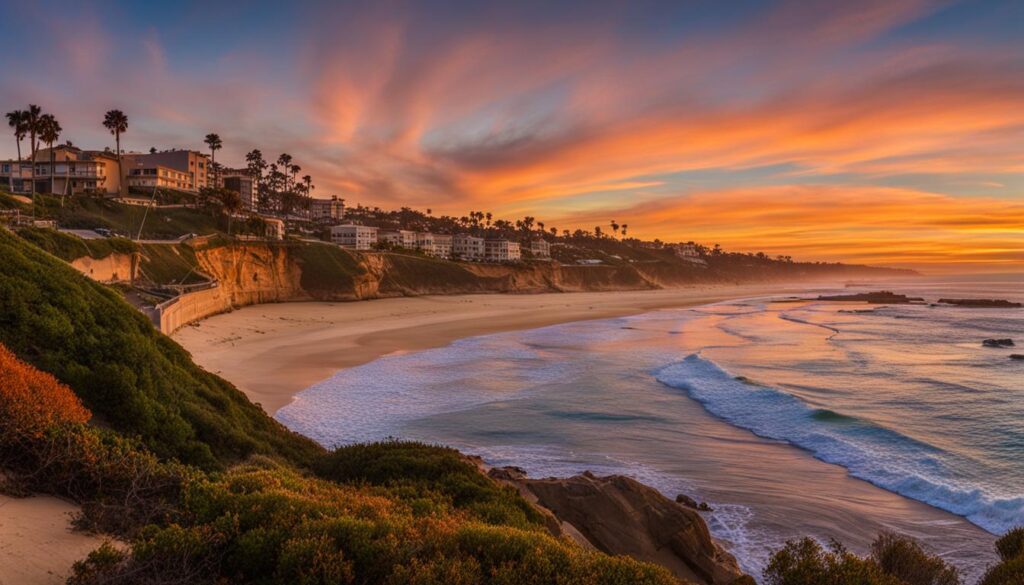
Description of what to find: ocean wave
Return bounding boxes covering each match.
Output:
[655,354,1024,534]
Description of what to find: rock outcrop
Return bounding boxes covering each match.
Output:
[939,298,1022,308]
[497,470,745,585]
[983,339,1015,348]
[817,291,924,304]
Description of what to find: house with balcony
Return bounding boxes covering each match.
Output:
[484,239,521,262]
[2,145,121,195]
[453,234,484,261]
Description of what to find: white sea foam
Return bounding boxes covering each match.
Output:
[655,354,1024,534]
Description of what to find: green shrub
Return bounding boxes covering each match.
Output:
[314,441,546,529]
[764,538,902,585]
[980,555,1024,585]
[69,460,676,585]
[870,531,959,585]
[995,527,1024,562]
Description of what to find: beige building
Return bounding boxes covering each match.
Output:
[123,149,210,192]
[431,234,453,259]
[126,164,192,191]
[2,146,121,195]
[331,224,378,250]
[529,239,551,258]
[484,239,521,262]
[379,229,417,248]
[308,195,344,223]
[453,234,484,261]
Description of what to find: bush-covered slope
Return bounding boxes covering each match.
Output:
[0,228,320,469]
[16,226,138,261]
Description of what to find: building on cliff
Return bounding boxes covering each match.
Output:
[308,195,344,223]
[453,234,484,261]
[331,224,378,250]
[122,149,211,192]
[2,145,122,195]
[528,239,551,258]
[263,217,285,240]
[221,170,258,210]
[431,234,453,259]
[379,229,417,249]
[484,239,521,262]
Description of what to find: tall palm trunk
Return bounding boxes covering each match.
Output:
[116,132,123,197]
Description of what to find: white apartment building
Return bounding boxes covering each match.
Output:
[453,234,484,261]
[431,234,453,259]
[415,232,435,254]
[529,239,551,258]
[675,243,700,258]
[379,229,417,248]
[331,224,378,250]
[484,239,521,262]
[309,195,344,223]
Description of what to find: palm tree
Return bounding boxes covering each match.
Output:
[621,224,628,238]
[38,114,61,195]
[25,105,42,195]
[245,149,267,211]
[5,110,27,192]
[276,153,293,191]
[102,110,128,196]
[610,220,620,238]
[204,133,222,187]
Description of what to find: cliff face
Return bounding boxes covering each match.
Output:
[489,469,746,585]
[68,252,138,284]
[119,240,901,335]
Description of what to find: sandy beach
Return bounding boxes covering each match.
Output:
[173,284,812,414]
[0,494,109,585]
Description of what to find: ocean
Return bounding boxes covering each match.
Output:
[276,275,1023,580]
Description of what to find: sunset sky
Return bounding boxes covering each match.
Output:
[2,0,1022,272]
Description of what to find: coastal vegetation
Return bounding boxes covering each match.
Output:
[0,228,320,469]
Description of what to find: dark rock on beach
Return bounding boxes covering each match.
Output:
[817,291,924,304]
[938,298,1023,308]
[1009,354,1024,360]
[676,494,713,511]
[983,339,1015,348]
[524,473,745,585]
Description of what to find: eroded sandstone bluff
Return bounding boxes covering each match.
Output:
[488,467,747,585]
[125,240,907,334]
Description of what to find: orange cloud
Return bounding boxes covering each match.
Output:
[553,185,1023,273]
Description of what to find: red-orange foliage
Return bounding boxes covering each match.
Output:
[0,343,90,440]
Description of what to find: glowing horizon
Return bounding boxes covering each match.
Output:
[2,1,1021,273]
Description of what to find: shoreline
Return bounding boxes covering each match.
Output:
[172,283,819,415]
